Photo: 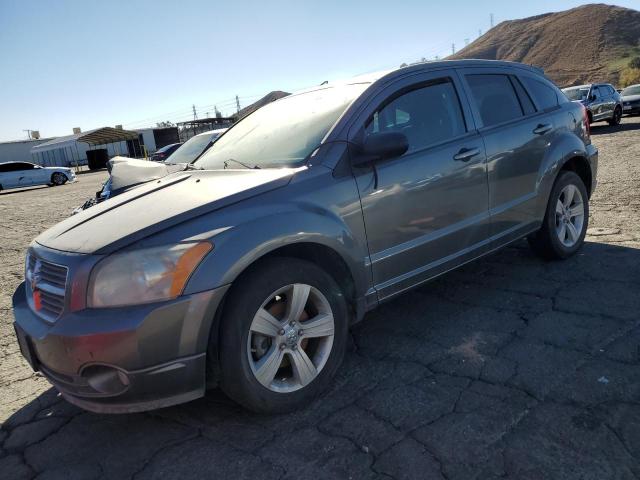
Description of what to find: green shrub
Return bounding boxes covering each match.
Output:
[620,67,640,87]
[628,56,640,69]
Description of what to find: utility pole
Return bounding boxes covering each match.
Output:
[490,13,494,28]
[479,29,482,37]
[22,129,33,139]
[464,38,470,46]
[451,43,455,55]
[192,104,198,120]
[235,95,241,114]
[215,105,221,118]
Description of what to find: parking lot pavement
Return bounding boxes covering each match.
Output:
[1,118,639,479]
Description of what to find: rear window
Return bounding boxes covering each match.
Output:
[521,76,559,111]
[465,74,524,128]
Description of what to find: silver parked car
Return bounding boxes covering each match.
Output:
[621,83,640,115]
[13,60,597,414]
[0,162,75,192]
[562,83,623,125]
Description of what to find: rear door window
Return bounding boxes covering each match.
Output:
[365,79,467,152]
[14,162,34,170]
[521,76,559,111]
[465,74,524,128]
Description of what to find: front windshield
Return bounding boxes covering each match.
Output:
[195,83,368,170]
[166,133,217,164]
[563,87,589,101]
[621,85,640,96]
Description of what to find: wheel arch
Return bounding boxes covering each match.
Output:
[535,130,595,218]
[50,171,67,184]
[559,155,593,197]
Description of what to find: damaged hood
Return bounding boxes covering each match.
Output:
[108,156,186,191]
[37,168,298,254]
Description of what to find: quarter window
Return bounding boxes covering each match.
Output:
[365,79,466,152]
[466,74,524,128]
[511,77,536,115]
[521,76,559,111]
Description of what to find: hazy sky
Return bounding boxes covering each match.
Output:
[0,0,637,141]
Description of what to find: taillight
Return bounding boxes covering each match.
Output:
[580,104,590,144]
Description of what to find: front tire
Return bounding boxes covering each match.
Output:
[51,172,67,186]
[217,257,349,413]
[608,106,622,126]
[528,171,589,260]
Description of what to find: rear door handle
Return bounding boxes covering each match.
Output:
[453,147,480,162]
[533,123,553,135]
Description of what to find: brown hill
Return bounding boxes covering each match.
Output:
[450,3,640,87]
[236,90,290,119]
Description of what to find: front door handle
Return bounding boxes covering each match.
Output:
[453,147,480,162]
[533,123,553,135]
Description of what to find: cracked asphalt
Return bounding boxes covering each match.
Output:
[1,117,639,479]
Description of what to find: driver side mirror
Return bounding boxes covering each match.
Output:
[352,132,409,166]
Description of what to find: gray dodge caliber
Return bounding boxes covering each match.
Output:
[13,60,598,414]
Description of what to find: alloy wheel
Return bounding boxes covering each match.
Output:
[247,283,335,393]
[614,108,622,125]
[555,184,585,247]
[52,173,65,185]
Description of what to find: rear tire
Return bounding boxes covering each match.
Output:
[217,257,349,413]
[608,106,622,126]
[528,171,589,260]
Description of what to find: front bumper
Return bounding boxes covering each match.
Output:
[623,104,640,115]
[13,281,228,413]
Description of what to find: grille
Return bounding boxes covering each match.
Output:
[26,252,68,322]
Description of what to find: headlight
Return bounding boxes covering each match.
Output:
[87,242,212,308]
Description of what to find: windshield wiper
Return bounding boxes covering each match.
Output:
[223,158,261,169]
[184,163,204,170]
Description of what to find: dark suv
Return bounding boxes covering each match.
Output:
[562,83,623,126]
[13,60,597,414]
